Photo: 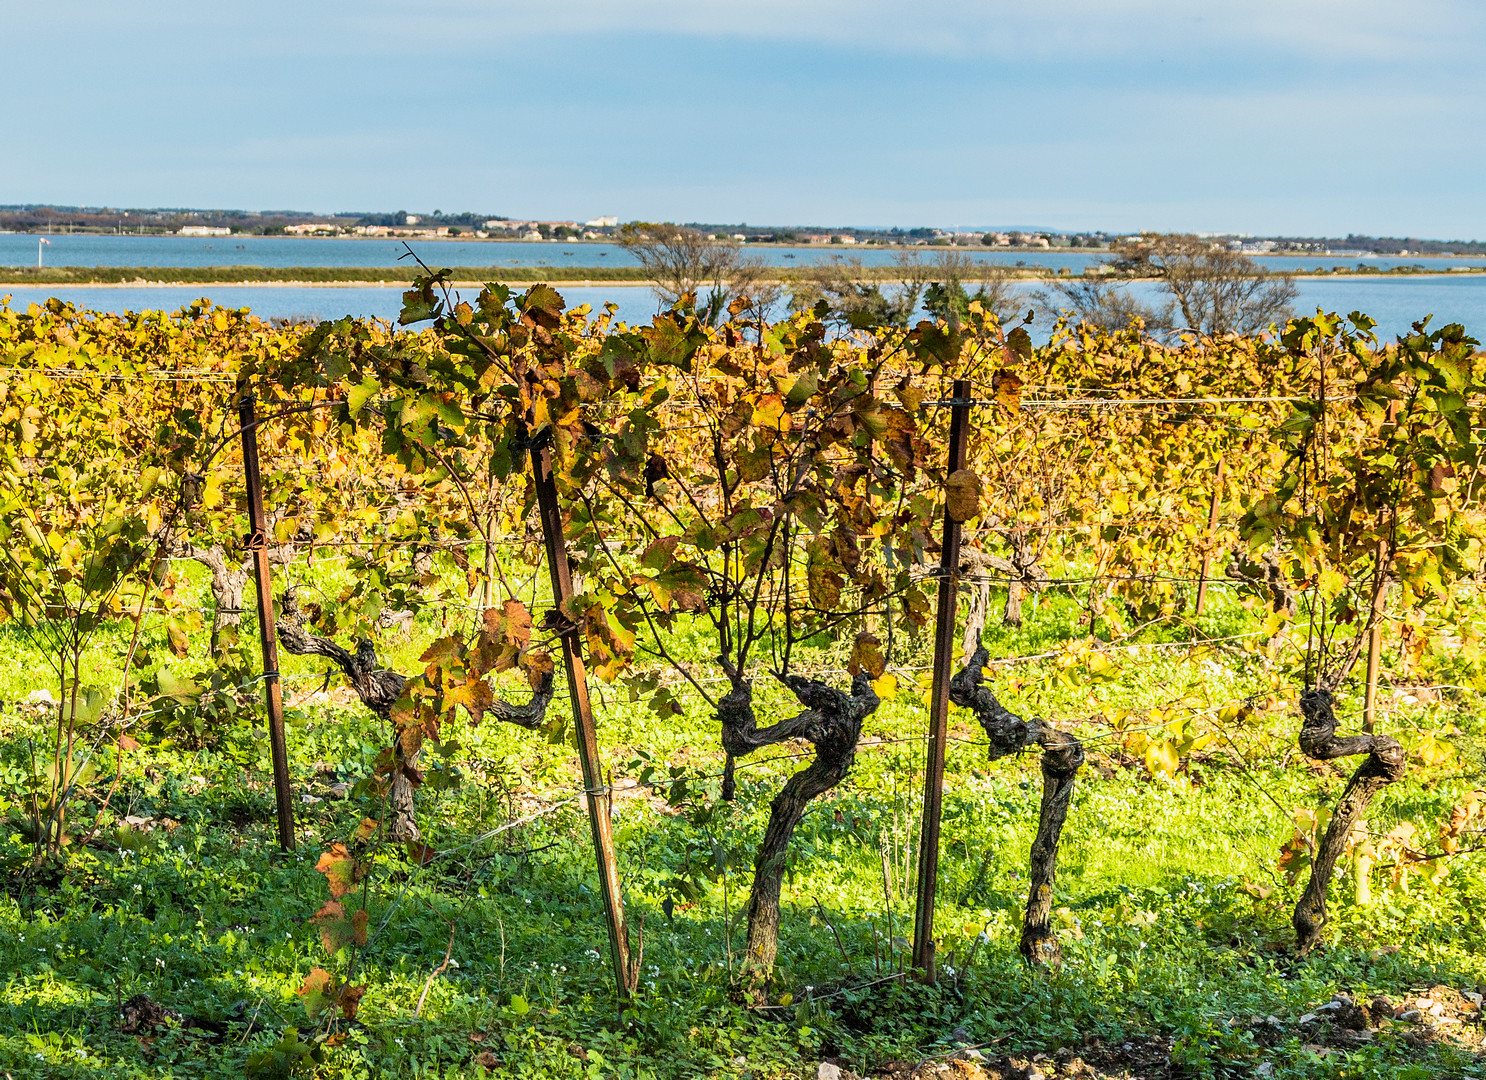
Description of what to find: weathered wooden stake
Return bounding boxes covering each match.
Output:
[911,379,971,980]
[1363,538,1388,733]
[1364,403,1399,734]
[530,439,634,999]
[1193,459,1226,616]
[238,390,296,852]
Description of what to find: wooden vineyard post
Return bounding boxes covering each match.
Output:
[1193,458,1226,617]
[238,389,297,852]
[530,438,634,1000]
[1363,537,1387,733]
[1364,401,1399,734]
[912,379,971,980]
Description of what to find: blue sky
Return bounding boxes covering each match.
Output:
[3,0,1483,236]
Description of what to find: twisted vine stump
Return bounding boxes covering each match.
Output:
[719,672,879,991]
[1292,687,1405,953]
[950,634,1084,965]
[276,590,553,842]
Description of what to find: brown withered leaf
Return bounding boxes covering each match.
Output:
[502,598,533,648]
[944,469,982,522]
[848,632,887,679]
[522,649,557,690]
[337,983,368,1021]
[644,453,670,497]
[992,368,1024,408]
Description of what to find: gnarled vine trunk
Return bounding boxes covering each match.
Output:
[719,672,879,989]
[275,590,554,842]
[177,543,251,654]
[950,633,1085,965]
[1292,687,1405,953]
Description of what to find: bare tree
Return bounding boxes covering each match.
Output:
[616,223,771,317]
[1033,275,1174,333]
[1112,234,1298,335]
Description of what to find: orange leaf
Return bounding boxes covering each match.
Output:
[315,843,359,898]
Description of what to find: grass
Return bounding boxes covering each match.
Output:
[0,561,1483,1079]
[1,264,1480,289]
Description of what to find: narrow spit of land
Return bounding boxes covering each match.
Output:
[2,263,1483,288]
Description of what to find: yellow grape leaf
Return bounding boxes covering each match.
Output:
[870,673,898,701]
[848,631,886,679]
[1144,739,1180,778]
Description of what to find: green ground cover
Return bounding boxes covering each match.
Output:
[1,558,1482,1079]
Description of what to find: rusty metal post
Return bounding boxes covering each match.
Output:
[1194,459,1226,616]
[238,389,296,852]
[912,379,971,980]
[530,439,633,999]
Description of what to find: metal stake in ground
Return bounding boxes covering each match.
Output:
[911,379,971,979]
[238,389,296,852]
[530,438,635,999]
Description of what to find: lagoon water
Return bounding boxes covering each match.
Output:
[4,232,1486,275]
[4,276,1484,347]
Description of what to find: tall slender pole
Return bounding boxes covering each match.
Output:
[1363,537,1387,733]
[912,379,971,979]
[1364,401,1400,734]
[238,389,296,852]
[1193,459,1226,616]
[530,439,633,999]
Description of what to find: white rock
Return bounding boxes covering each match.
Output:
[299,793,322,805]
[1463,991,1483,1007]
[1397,1009,1422,1023]
[26,689,56,705]
[1316,1000,1341,1011]
[1298,1013,1318,1025]
[818,1063,842,1080]
[1255,1065,1274,1078]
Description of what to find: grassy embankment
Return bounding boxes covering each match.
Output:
[3,262,1481,288]
[1,548,1483,1079]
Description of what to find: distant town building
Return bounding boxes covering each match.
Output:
[353,224,450,238]
[405,215,421,225]
[284,223,338,235]
[584,216,618,227]
[179,225,232,237]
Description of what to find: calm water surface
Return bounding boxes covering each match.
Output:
[4,276,1484,346]
[4,233,1485,275]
